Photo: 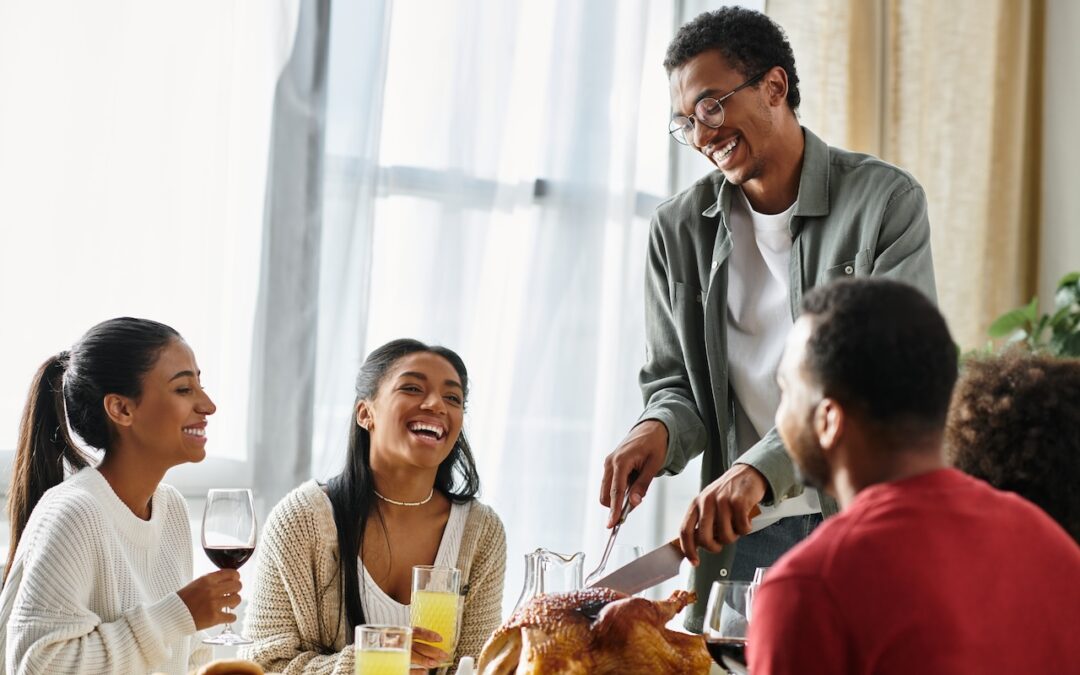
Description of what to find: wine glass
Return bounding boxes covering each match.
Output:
[704,580,751,675]
[746,566,769,623]
[201,488,257,645]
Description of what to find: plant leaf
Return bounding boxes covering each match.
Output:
[1049,305,1072,327]
[1024,296,1039,322]
[988,309,1031,338]
[1031,314,1051,344]
[1049,331,1080,357]
[1055,272,1080,310]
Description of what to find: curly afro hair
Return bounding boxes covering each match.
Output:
[664,7,800,112]
[946,350,1080,544]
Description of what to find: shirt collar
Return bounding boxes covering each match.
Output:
[700,126,831,221]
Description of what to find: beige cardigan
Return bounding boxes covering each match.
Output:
[240,480,506,674]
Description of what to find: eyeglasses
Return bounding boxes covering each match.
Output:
[668,69,770,146]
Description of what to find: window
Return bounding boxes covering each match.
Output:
[0,1,292,495]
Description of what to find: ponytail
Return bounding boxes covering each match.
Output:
[4,352,91,585]
[3,317,180,586]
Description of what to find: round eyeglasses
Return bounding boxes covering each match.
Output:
[668,70,770,146]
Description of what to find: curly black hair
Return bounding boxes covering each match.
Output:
[800,279,957,437]
[664,7,800,112]
[946,350,1080,544]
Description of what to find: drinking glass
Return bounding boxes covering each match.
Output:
[704,580,751,675]
[607,544,645,595]
[608,544,644,569]
[746,566,770,622]
[201,488,256,645]
[355,625,411,675]
[410,566,461,666]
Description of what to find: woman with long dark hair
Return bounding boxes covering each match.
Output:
[242,339,506,674]
[0,318,242,675]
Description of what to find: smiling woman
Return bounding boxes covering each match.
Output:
[0,317,244,675]
[241,338,506,675]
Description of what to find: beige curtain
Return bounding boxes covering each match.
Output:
[767,0,1044,349]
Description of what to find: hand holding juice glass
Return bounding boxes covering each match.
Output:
[410,566,461,667]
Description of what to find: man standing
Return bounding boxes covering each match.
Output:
[598,7,935,630]
[751,278,1080,673]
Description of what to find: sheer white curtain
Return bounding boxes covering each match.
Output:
[0,0,298,494]
[313,0,718,617]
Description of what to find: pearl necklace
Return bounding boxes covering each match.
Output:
[373,488,434,507]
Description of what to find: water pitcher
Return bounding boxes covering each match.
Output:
[512,548,584,614]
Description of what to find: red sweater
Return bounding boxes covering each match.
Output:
[748,469,1080,674]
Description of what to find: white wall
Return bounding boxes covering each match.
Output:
[1039,0,1080,304]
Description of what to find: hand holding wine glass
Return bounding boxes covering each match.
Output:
[177,569,242,630]
[201,488,257,645]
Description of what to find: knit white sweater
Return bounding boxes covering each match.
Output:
[0,468,210,675]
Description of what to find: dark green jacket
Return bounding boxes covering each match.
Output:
[638,128,937,631]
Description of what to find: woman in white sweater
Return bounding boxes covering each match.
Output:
[0,318,244,675]
[242,339,506,674]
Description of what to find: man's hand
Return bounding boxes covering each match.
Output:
[600,420,668,527]
[679,464,768,566]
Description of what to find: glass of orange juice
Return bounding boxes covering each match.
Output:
[410,565,461,666]
[355,625,411,675]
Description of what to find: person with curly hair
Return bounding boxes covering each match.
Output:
[947,350,1080,543]
[598,7,937,630]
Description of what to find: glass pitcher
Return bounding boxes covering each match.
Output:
[512,548,585,614]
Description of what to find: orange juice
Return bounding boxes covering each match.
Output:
[410,589,459,658]
[355,647,410,675]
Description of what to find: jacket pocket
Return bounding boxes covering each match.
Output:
[672,280,704,307]
[855,248,873,274]
[823,259,857,282]
[671,281,708,374]
[822,248,873,282]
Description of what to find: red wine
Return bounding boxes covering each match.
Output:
[204,546,255,570]
[706,637,747,671]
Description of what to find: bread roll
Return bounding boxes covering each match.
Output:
[194,658,264,675]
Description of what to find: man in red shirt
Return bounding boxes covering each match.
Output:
[748,279,1080,674]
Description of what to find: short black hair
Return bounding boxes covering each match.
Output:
[947,351,1080,543]
[664,7,800,112]
[800,279,957,435]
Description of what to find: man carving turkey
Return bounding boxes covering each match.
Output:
[598,6,936,631]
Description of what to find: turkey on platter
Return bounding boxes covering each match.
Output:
[477,588,710,674]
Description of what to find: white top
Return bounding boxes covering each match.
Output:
[0,468,207,675]
[319,493,470,626]
[726,190,821,532]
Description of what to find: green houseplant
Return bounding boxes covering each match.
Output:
[986,272,1080,356]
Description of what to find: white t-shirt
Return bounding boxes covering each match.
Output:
[726,189,820,532]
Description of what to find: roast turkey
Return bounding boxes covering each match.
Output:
[477,588,710,674]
